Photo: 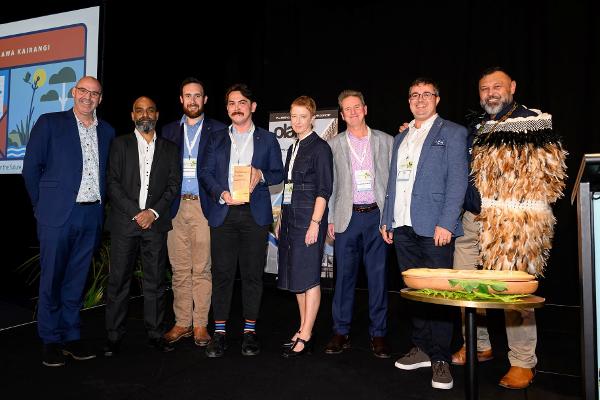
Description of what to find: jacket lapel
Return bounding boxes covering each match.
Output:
[415,117,442,180]
[339,131,353,175]
[127,134,141,188]
[251,127,261,166]
[369,129,380,181]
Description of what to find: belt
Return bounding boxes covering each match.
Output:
[352,203,378,213]
[76,200,100,206]
[181,194,199,200]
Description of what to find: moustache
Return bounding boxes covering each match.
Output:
[485,95,501,103]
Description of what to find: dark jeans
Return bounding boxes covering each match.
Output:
[210,205,269,322]
[393,225,455,362]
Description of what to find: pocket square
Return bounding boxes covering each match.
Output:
[432,139,446,146]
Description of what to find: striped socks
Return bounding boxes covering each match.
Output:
[215,320,226,334]
[244,319,256,334]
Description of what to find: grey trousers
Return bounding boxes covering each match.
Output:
[453,211,537,368]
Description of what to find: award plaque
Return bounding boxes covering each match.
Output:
[232,165,251,202]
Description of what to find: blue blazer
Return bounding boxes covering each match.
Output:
[199,126,284,227]
[161,117,226,218]
[22,109,115,227]
[381,116,468,237]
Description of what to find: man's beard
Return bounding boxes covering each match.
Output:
[135,118,157,133]
[184,105,203,119]
[480,94,512,116]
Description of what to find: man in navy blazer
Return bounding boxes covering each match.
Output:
[199,83,283,358]
[22,76,115,367]
[161,77,226,347]
[380,78,468,390]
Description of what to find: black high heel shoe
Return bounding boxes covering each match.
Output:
[282,337,313,358]
[282,331,301,349]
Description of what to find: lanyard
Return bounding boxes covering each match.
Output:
[287,140,300,181]
[229,127,253,165]
[183,120,203,158]
[346,128,371,166]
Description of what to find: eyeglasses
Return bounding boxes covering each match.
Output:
[408,92,437,102]
[75,87,102,99]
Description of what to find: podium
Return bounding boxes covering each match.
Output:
[572,153,600,400]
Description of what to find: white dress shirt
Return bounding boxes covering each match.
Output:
[134,129,159,218]
[393,113,437,228]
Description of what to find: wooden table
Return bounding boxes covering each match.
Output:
[400,288,545,400]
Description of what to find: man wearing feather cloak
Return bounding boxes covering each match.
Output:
[453,67,567,389]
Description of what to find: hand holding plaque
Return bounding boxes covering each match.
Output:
[232,165,251,202]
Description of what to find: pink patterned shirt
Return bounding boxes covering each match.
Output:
[348,129,376,204]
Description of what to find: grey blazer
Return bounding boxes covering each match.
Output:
[327,128,393,233]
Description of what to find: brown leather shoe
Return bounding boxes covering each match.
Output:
[370,336,391,359]
[324,334,350,354]
[163,325,192,344]
[193,326,211,347]
[451,346,494,365]
[498,366,535,389]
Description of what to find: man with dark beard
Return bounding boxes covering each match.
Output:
[451,67,567,389]
[161,78,226,347]
[103,96,182,355]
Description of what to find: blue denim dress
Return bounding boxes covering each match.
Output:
[277,132,333,292]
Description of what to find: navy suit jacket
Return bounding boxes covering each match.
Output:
[381,116,468,237]
[22,109,115,227]
[161,117,226,218]
[199,126,284,227]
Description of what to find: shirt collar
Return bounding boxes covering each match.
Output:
[409,113,438,131]
[229,122,255,135]
[179,114,204,127]
[134,129,157,143]
[73,109,98,129]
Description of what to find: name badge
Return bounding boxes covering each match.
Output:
[354,170,373,192]
[183,158,197,178]
[397,161,413,181]
[283,183,294,204]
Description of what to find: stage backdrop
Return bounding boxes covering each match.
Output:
[0,6,99,174]
[265,108,338,276]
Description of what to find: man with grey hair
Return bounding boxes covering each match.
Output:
[325,90,393,359]
[23,76,115,367]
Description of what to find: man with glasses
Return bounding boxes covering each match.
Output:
[199,83,283,358]
[325,90,393,359]
[161,78,226,347]
[451,67,567,389]
[380,77,468,389]
[23,76,115,367]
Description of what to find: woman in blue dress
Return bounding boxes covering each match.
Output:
[276,96,333,357]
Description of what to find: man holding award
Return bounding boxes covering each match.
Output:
[199,83,284,358]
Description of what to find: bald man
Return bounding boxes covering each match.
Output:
[104,96,182,355]
[23,76,115,367]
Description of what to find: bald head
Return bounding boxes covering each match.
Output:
[72,76,102,122]
[132,96,159,134]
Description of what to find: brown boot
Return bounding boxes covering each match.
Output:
[163,325,192,344]
[193,326,211,347]
[498,366,535,389]
[451,346,494,365]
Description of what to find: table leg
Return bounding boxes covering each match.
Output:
[465,306,478,400]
